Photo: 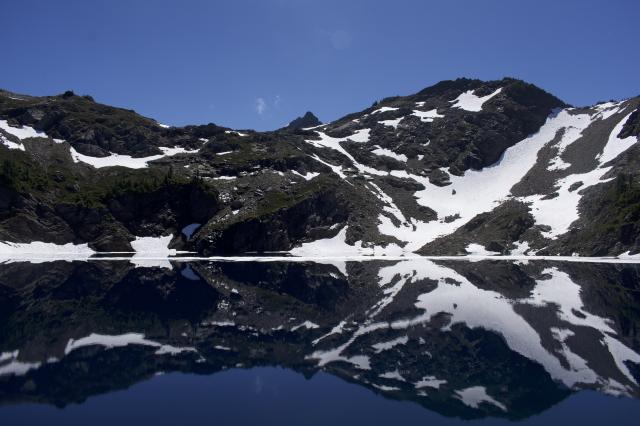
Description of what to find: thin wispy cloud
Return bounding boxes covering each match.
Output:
[274,94,282,108]
[315,28,352,51]
[329,29,351,50]
[255,97,267,115]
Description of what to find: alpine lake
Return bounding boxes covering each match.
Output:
[1,256,639,425]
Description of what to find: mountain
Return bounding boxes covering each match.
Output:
[286,111,322,129]
[0,77,639,257]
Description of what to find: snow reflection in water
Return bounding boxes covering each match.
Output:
[0,258,638,420]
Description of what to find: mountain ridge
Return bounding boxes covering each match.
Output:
[0,77,639,257]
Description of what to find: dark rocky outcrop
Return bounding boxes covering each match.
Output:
[196,187,348,254]
[418,201,539,255]
[285,111,322,129]
[620,105,640,138]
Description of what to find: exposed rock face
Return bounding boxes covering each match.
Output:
[0,78,639,256]
[196,188,348,255]
[419,201,538,255]
[286,111,322,129]
[620,106,640,138]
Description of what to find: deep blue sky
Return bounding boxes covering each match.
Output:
[2,0,639,131]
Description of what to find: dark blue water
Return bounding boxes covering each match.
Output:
[1,367,639,426]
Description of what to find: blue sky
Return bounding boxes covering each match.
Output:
[2,0,639,131]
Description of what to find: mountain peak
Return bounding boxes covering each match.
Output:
[286,111,322,129]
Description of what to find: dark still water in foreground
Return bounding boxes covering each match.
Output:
[0,258,639,425]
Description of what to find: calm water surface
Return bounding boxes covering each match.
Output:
[0,258,639,424]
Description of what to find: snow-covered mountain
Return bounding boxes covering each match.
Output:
[0,78,639,257]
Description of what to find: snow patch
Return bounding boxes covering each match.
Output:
[348,128,371,143]
[415,376,447,389]
[371,384,400,391]
[370,106,399,115]
[378,118,403,128]
[0,134,25,151]
[412,108,444,122]
[450,88,502,112]
[465,243,499,256]
[65,333,197,357]
[618,251,640,260]
[0,356,41,377]
[131,235,176,254]
[70,146,199,169]
[379,369,405,381]
[455,386,506,411]
[510,241,531,255]
[371,147,408,162]
[291,321,320,331]
[130,235,177,269]
[292,170,320,181]
[371,336,408,353]
[602,335,640,385]
[0,120,46,140]
[0,241,94,263]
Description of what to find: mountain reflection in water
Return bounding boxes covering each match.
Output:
[0,258,639,424]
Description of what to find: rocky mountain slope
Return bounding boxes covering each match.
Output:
[0,77,639,257]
